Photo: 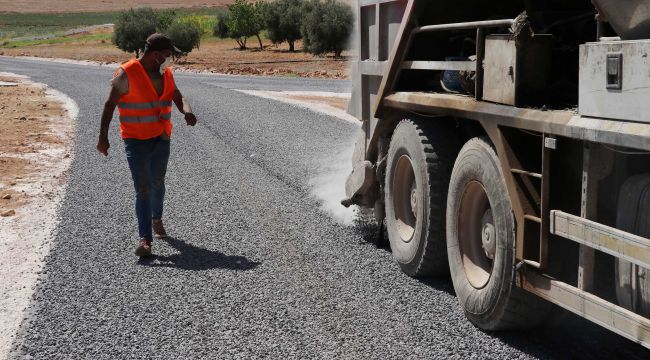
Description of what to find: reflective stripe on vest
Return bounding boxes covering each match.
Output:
[117,100,173,110]
[119,112,172,123]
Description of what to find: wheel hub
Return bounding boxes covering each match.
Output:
[410,183,418,217]
[481,210,496,260]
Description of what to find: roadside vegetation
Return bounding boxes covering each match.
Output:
[112,8,202,56]
[0,8,217,46]
[215,0,353,57]
[0,1,354,78]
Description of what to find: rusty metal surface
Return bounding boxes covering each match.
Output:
[539,135,551,269]
[348,0,408,122]
[551,210,650,270]
[371,0,417,120]
[521,270,650,349]
[384,91,650,151]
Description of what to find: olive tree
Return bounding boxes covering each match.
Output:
[301,0,354,58]
[226,0,266,50]
[166,21,201,56]
[265,0,302,52]
[112,8,159,56]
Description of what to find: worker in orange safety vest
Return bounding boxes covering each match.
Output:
[97,33,198,257]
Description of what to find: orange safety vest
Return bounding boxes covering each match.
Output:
[116,59,175,140]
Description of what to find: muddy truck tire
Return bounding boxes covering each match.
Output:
[446,137,550,330]
[384,119,460,277]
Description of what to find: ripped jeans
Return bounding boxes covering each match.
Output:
[124,135,170,240]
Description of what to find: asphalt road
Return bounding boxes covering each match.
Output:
[1,57,649,359]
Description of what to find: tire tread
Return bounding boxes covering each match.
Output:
[394,119,460,277]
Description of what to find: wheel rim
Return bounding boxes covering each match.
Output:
[458,181,495,289]
[393,155,417,243]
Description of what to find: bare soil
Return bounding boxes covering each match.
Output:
[0,76,68,213]
[0,73,75,360]
[289,94,349,111]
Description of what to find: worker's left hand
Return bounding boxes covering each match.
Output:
[185,112,198,126]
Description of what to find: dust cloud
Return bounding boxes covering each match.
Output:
[309,144,358,226]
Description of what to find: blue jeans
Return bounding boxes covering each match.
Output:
[124,136,170,240]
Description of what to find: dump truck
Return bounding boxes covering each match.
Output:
[343,0,650,347]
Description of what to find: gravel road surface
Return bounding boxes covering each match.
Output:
[1,57,648,359]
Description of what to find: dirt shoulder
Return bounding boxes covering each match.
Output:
[0,73,77,360]
[237,90,357,125]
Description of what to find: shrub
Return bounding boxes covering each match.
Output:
[265,0,302,52]
[157,9,177,32]
[213,10,231,39]
[301,0,354,58]
[166,21,201,56]
[112,8,159,55]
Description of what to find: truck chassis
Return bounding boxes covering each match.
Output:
[346,0,650,347]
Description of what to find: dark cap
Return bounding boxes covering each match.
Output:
[145,33,182,56]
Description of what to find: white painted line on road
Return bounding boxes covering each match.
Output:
[234,89,360,126]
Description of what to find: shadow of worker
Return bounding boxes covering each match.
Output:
[138,237,260,271]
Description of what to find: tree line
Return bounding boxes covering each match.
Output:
[112,0,354,59]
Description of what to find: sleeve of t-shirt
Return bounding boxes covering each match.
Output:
[111,68,129,96]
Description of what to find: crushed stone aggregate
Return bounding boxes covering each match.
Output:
[1,57,648,360]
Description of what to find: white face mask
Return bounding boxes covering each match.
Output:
[159,56,172,75]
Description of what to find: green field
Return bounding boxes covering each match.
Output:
[0,8,223,41]
[0,33,113,48]
[0,12,118,39]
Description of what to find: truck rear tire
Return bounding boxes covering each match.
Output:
[385,119,459,277]
[447,137,549,330]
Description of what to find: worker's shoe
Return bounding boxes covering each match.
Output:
[135,238,152,257]
[152,219,167,239]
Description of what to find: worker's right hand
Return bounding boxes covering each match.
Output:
[97,136,110,156]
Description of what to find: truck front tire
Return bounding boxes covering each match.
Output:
[385,119,459,277]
